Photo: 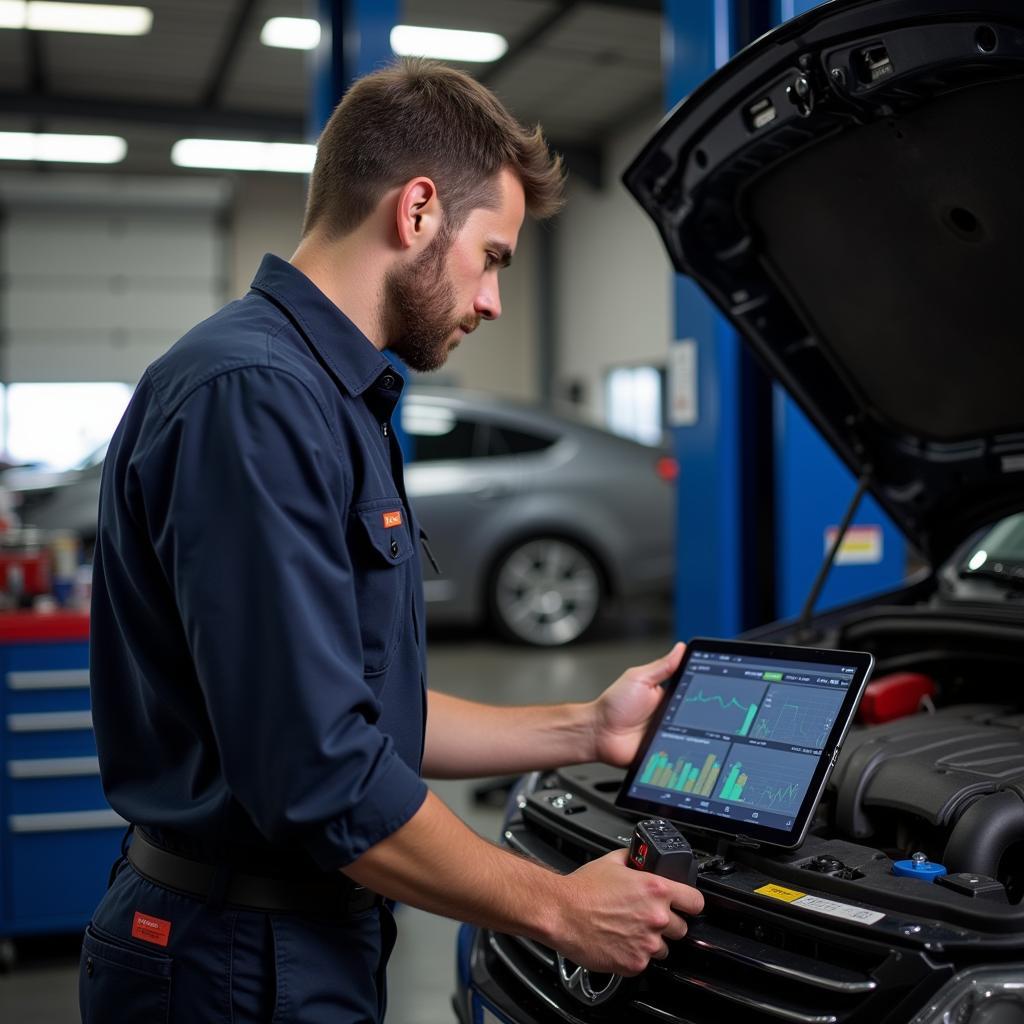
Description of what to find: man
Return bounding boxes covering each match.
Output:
[82,59,702,1023]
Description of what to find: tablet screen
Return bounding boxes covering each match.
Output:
[616,638,873,848]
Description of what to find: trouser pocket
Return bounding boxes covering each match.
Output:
[79,923,173,1024]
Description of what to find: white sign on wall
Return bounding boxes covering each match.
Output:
[669,339,698,426]
[825,525,884,565]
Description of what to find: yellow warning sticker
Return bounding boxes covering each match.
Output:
[755,883,806,902]
[755,885,886,925]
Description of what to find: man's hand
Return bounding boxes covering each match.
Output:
[552,848,703,975]
[590,642,685,767]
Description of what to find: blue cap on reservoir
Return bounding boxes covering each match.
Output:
[892,851,947,882]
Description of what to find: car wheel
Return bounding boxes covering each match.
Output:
[490,537,603,646]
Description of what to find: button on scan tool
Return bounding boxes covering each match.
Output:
[628,819,698,886]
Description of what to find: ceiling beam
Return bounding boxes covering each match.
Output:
[479,2,578,86]
[588,0,660,8]
[0,93,304,137]
[27,30,46,98]
[201,0,260,109]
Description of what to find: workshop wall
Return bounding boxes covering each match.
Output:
[554,111,672,427]
[1,175,228,384]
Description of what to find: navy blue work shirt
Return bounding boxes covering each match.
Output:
[90,253,429,873]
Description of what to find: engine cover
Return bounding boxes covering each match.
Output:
[831,705,1024,871]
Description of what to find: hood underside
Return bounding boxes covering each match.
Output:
[624,0,1024,564]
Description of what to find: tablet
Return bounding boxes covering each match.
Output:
[616,638,874,849]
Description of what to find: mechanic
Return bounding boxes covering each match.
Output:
[81,59,702,1024]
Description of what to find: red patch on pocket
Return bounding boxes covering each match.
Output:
[382,510,403,528]
[132,910,172,947]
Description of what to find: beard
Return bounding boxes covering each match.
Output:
[381,228,477,373]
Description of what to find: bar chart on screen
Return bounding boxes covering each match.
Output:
[638,735,730,796]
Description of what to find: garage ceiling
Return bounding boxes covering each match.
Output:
[0,0,663,178]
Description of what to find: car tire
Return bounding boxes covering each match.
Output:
[489,536,603,646]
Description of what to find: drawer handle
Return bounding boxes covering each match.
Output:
[8,756,101,779]
[6,711,94,732]
[9,809,126,834]
[8,670,90,691]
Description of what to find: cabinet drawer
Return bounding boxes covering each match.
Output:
[7,687,92,716]
[7,765,106,815]
[5,718,98,759]
[5,643,90,674]
[7,818,125,928]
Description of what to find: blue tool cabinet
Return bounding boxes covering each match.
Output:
[0,613,123,941]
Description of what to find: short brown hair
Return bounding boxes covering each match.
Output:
[302,59,565,238]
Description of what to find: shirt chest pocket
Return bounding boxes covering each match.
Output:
[350,500,414,676]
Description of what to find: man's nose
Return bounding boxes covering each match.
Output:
[475,284,501,321]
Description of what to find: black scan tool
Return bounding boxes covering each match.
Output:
[628,819,698,886]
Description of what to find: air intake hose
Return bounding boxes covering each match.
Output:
[943,786,1024,878]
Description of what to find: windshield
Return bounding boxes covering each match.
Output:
[960,513,1024,586]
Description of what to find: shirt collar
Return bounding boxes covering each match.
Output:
[250,253,399,397]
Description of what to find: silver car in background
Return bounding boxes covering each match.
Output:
[404,387,675,645]
[9,389,676,645]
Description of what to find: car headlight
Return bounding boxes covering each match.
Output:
[909,966,1024,1024]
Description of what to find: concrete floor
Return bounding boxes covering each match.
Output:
[0,609,672,1023]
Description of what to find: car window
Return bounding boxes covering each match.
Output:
[961,512,1024,586]
[402,403,480,462]
[485,426,555,457]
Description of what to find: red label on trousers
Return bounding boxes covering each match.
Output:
[132,910,172,947]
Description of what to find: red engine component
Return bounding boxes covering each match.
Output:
[858,672,937,724]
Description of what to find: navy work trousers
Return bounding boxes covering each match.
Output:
[79,860,397,1023]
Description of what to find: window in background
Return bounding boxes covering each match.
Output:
[605,364,665,446]
[6,382,133,470]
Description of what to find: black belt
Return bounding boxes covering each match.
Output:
[127,830,382,917]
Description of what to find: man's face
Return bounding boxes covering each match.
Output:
[383,168,525,372]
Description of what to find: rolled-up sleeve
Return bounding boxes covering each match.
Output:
[139,364,427,870]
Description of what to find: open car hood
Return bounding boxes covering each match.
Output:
[624,0,1024,566]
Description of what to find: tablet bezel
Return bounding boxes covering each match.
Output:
[615,637,874,849]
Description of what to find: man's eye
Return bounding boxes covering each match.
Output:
[485,253,498,270]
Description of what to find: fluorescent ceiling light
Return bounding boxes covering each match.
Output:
[390,25,508,62]
[171,139,316,174]
[257,18,508,62]
[260,16,320,50]
[0,131,127,164]
[0,2,153,35]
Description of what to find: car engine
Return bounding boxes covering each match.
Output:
[464,601,1024,1024]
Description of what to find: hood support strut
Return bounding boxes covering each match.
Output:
[798,470,873,641]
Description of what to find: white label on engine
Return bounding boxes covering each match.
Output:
[792,893,885,925]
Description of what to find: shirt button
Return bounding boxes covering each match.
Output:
[381,374,396,388]
[390,538,399,557]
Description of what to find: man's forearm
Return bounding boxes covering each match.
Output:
[342,788,704,977]
[343,789,563,940]
[422,690,597,778]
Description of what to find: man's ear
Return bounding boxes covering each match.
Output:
[395,177,442,252]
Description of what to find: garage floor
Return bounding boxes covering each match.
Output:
[0,610,672,1023]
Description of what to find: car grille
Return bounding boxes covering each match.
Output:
[485,814,951,1024]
